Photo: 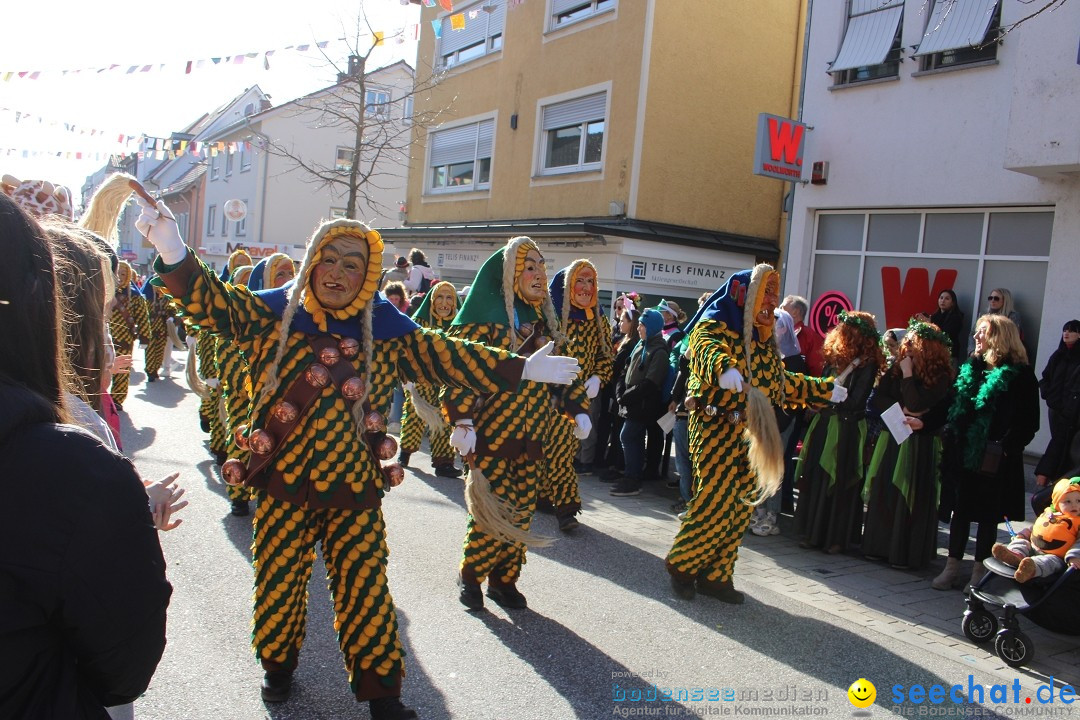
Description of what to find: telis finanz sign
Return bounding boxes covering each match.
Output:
[753,113,808,182]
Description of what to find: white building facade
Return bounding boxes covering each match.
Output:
[788,0,1080,453]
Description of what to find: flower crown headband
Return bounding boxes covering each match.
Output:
[907,318,952,349]
[837,310,880,342]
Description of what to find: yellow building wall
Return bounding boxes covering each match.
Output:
[408,0,647,224]
[634,0,804,242]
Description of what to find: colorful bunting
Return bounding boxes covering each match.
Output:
[450,13,465,30]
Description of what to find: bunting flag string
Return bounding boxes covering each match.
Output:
[0,26,425,81]
[1,139,255,163]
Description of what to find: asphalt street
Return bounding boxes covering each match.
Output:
[118,358,1078,720]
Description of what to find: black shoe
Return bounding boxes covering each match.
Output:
[434,464,463,478]
[535,497,555,514]
[697,578,745,605]
[670,574,696,600]
[610,482,641,497]
[398,450,411,467]
[458,575,483,611]
[231,498,250,517]
[486,582,528,609]
[557,512,580,532]
[369,696,418,720]
[669,501,686,514]
[261,670,293,703]
[572,461,594,475]
[199,414,210,433]
[598,467,622,483]
[666,478,680,489]
[146,371,159,382]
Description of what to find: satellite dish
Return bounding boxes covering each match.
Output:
[224,199,247,222]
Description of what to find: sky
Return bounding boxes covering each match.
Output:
[0,0,422,203]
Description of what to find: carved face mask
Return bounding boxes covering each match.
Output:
[516,246,547,305]
[311,236,369,309]
[571,265,597,309]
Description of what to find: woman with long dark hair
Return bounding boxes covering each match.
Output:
[930,289,965,366]
[934,314,1039,590]
[598,306,640,480]
[0,194,172,719]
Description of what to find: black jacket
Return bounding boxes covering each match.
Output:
[1039,342,1080,420]
[617,334,669,423]
[931,308,965,362]
[0,386,172,719]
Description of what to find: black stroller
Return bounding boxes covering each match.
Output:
[961,483,1080,667]
[962,561,1077,668]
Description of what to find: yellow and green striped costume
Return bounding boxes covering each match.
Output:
[541,314,613,513]
[399,311,454,466]
[143,288,176,378]
[108,287,150,405]
[158,249,525,701]
[666,318,831,585]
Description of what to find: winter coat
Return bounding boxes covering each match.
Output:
[617,333,669,423]
[930,307,966,362]
[0,386,171,719]
[1039,342,1080,422]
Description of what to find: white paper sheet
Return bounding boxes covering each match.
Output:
[880,402,913,445]
[656,411,677,435]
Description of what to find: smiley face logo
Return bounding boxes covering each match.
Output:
[848,678,876,709]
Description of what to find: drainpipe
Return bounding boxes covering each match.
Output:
[780,0,812,291]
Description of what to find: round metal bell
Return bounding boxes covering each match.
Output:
[383,463,405,487]
[234,424,250,450]
[271,401,299,424]
[377,434,398,460]
[364,411,387,433]
[533,335,549,348]
[685,397,699,412]
[305,363,331,388]
[221,458,247,486]
[341,376,366,401]
[248,428,275,455]
[319,345,341,367]
[704,405,719,417]
[339,337,360,358]
[728,410,742,424]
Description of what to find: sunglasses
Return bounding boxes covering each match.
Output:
[988,295,1002,301]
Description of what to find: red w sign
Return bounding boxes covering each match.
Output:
[753,113,808,182]
[880,267,958,329]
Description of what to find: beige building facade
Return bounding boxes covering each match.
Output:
[385,0,806,310]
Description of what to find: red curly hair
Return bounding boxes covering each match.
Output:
[893,324,954,386]
[822,311,886,375]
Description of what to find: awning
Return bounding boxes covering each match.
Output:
[914,0,999,56]
[829,0,904,73]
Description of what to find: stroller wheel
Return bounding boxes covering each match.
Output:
[994,630,1034,668]
[962,609,997,644]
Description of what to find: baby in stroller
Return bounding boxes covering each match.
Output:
[992,477,1080,581]
[961,477,1080,667]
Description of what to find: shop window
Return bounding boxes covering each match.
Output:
[923,213,984,255]
[867,213,920,253]
[986,212,1053,256]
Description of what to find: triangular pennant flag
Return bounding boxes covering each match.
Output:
[185,61,193,74]
[423,0,435,6]
[431,19,442,38]
[317,41,329,49]
[264,54,270,70]
[450,13,465,30]
[439,0,453,10]
[374,31,385,46]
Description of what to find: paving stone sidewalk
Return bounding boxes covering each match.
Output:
[572,465,1080,687]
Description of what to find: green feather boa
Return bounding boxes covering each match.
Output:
[948,360,1019,472]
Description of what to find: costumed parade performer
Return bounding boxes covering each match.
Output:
[247,252,295,291]
[109,259,151,409]
[136,196,578,719]
[665,265,845,603]
[539,260,614,531]
[220,247,253,281]
[141,278,180,382]
[398,281,462,478]
[445,237,568,610]
[219,264,256,516]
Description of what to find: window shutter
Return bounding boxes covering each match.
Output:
[440,3,491,56]
[915,0,999,56]
[487,0,506,36]
[476,119,494,160]
[552,0,588,15]
[829,1,903,72]
[430,123,481,167]
[542,92,606,131]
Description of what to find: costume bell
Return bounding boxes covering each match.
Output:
[666,264,839,604]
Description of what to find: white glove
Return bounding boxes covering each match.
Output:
[449,420,476,457]
[135,196,187,265]
[829,383,848,403]
[719,368,744,393]
[402,381,416,395]
[520,341,580,385]
[573,413,592,440]
[584,374,601,399]
[204,378,221,389]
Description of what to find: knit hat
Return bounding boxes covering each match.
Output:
[640,308,663,338]
[1052,477,1080,512]
[395,256,409,267]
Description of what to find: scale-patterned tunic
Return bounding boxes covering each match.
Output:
[399,313,454,463]
[144,290,176,377]
[541,315,613,511]
[666,319,832,584]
